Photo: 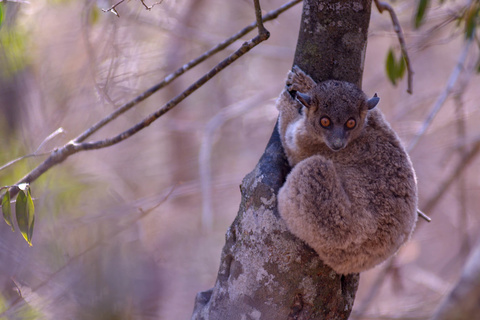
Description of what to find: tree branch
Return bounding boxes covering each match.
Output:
[423,136,480,214]
[3,0,299,199]
[0,128,64,173]
[374,0,414,94]
[101,0,125,17]
[75,0,300,144]
[433,241,480,320]
[408,38,473,151]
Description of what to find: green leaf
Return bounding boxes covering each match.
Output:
[16,187,35,246]
[0,3,4,28]
[386,48,397,85]
[2,191,14,231]
[464,2,479,39]
[414,0,429,29]
[89,5,100,25]
[26,189,35,229]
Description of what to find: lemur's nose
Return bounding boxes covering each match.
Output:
[331,139,345,150]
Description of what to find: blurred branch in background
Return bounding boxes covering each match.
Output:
[408,38,473,152]
[433,241,480,320]
[0,186,175,318]
[199,89,276,232]
[103,0,165,17]
[423,135,480,213]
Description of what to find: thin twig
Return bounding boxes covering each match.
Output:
[0,0,30,3]
[254,0,269,36]
[102,0,125,17]
[0,128,65,172]
[140,0,163,10]
[374,0,414,94]
[408,38,473,152]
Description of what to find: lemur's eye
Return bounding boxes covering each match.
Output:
[320,117,331,128]
[345,118,356,129]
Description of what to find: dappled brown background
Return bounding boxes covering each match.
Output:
[0,0,479,319]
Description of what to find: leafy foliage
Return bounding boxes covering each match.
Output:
[463,1,479,39]
[0,26,30,78]
[0,3,4,29]
[414,0,430,29]
[15,184,35,246]
[385,48,406,86]
[2,190,13,231]
[1,183,35,246]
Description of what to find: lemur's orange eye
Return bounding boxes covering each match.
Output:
[320,117,331,128]
[345,118,356,129]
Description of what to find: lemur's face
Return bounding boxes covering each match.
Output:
[296,80,379,151]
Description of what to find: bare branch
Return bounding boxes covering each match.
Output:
[408,38,473,152]
[453,81,472,255]
[76,35,270,151]
[374,0,414,94]
[140,0,163,11]
[423,136,480,214]
[0,128,65,172]
[102,0,125,17]
[433,241,480,320]
[75,0,300,144]
[0,0,30,3]
[253,0,269,36]
[4,0,299,200]
[102,0,164,15]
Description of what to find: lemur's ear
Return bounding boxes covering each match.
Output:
[296,92,312,108]
[367,93,379,110]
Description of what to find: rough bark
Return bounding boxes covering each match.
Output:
[191,1,372,319]
[293,0,371,86]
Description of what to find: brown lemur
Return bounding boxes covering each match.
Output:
[277,66,418,275]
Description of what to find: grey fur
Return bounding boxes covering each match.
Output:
[277,66,418,274]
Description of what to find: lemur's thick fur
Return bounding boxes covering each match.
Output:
[277,66,418,274]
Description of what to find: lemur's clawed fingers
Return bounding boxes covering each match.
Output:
[286,65,316,94]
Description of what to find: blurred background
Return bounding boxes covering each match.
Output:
[0,0,479,319]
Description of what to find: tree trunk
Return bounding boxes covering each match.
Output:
[191,1,372,319]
